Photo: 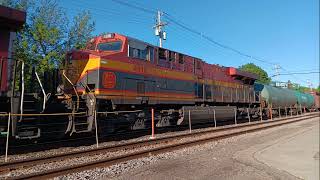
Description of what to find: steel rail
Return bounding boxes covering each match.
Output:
[1,113,318,179]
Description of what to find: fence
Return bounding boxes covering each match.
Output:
[0,105,307,163]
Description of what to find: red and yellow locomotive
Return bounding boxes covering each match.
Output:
[59,33,260,133]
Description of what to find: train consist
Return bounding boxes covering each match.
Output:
[0,6,318,141]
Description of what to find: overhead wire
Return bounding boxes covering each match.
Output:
[69,0,315,85]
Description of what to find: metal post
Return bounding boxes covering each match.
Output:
[270,108,273,120]
[247,108,250,123]
[260,106,263,121]
[5,113,11,162]
[188,110,192,133]
[20,61,24,121]
[151,108,155,139]
[290,107,293,116]
[234,108,237,124]
[285,107,287,117]
[94,110,99,148]
[213,109,216,127]
[299,104,302,115]
[279,107,281,118]
[304,107,306,114]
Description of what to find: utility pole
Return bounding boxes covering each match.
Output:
[307,79,312,91]
[153,10,167,47]
[273,64,280,86]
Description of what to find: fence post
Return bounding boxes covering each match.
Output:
[299,104,302,115]
[247,108,250,123]
[304,107,306,114]
[279,107,281,118]
[234,108,237,125]
[260,106,263,121]
[213,109,216,127]
[290,107,293,116]
[94,110,99,148]
[270,108,273,120]
[5,113,11,162]
[188,110,192,133]
[151,108,155,139]
[285,107,287,117]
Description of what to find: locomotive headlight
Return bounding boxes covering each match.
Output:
[103,33,115,39]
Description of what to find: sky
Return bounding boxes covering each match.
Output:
[60,0,319,88]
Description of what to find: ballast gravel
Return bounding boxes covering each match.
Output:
[55,117,318,180]
[0,115,315,179]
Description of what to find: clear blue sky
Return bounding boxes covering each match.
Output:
[60,0,319,88]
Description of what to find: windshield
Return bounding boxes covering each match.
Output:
[97,41,122,51]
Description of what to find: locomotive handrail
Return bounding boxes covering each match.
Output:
[96,110,143,114]
[19,61,25,122]
[62,70,79,111]
[34,70,47,112]
[0,112,87,117]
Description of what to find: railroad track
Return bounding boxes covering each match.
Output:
[0,113,318,180]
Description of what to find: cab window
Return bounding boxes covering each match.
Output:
[128,39,153,61]
[97,41,122,51]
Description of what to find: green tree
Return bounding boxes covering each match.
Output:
[1,0,95,90]
[239,63,271,84]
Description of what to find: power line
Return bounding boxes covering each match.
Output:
[110,0,156,14]
[271,72,320,77]
[72,0,314,85]
[163,12,276,66]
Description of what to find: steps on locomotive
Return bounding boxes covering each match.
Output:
[72,98,91,133]
[16,93,41,139]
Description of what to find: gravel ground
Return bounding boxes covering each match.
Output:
[0,117,273,178]
[56,116,319,180]
[0,115,296,163]
[0,115,315,179]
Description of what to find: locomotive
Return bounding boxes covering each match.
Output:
[58,32,261,135]
[0,6,318,141]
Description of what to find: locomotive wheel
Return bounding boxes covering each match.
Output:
[132,118,146,130]
[156,116,171,127]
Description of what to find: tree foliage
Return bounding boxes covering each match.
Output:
[1,0,95,91]
[239,63,271,84]
[1,0,94,70]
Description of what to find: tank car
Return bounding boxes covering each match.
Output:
[254,83,316,116]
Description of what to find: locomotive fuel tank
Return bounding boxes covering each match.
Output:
[256,84,296,108]
[177,106,236,125]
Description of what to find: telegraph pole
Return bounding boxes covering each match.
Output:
[307,79,312,91]
[273,64,280,86]
[153,10,167,47]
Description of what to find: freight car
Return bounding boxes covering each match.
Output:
[254,83,316,116]
[310,91,320,111]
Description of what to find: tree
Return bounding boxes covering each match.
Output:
[1,0,95,90]
[239,63,271,84]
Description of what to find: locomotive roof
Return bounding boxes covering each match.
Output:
[0,5,26,30]
[95,32,258,80]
